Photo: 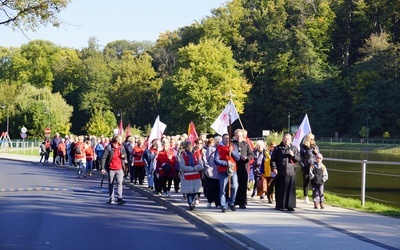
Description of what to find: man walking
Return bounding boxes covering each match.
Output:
[214,133,240,212]
[101,135,128,205]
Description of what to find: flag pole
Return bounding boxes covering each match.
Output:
[227,90,234,198]
[228,109,232,198]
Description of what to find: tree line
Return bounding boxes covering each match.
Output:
[0,0,399,139]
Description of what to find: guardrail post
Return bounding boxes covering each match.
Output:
[361,160,367,207]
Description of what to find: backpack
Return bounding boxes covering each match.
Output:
[75,144,82,155]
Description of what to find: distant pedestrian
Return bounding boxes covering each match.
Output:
[156,139,177,198]
[85,140,94,176]
[50,132,61,164]
[39,139,47,164]
[179,141,204,210]
[132,137,146,185]
[300,132,320,203]
[262,141,277,203]
[250,140,265,199]
[310,153,328,209]
[271,133,301,212]
[57,138,66,165]
[94,138,105,170]
[214,133,241,213]
[233,129,254,209]
[100,135,128,205]
[204,137,221,208]
[74,135,87,178]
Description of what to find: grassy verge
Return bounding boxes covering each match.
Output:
[318,141,400,154]
[296,189,400,218]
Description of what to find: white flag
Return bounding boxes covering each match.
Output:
[148,115,167,149]
[292,114,312,150]
[211,100,240,135]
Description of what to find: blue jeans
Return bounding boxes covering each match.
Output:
[86,160,93,174]
[219,172,238,208]
[75,160,85,176]
[145,166,154,188]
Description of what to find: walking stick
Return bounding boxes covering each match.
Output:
[100,173,105,188]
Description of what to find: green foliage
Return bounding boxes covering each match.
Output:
[383,131,390,139]
[359,126,368,138]
[111,51,162,127]
[265,131,284,146]
[0,0,70,30]
[85,110,116,138]
[160,38,250,134]
[2,0,400,140]
[10,84,72,138]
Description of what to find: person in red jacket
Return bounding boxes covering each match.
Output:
[214,133,240,212]
[57,138,66,165]
[132,137,146,185]
[100,135,128,205]
[74,135,86,178]
[156,139,177,197]
[85,140,95,176]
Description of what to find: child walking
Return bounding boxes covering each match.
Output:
[310,153,328,209]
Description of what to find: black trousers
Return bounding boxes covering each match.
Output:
[235,164,248,206]
[205,176,221,206]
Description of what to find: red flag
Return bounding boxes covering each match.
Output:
[187,121,198,144]
[246,136,255,166]
[125,124,131,137]
[118,119,123,135]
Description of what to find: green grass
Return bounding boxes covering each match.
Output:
[318,141,400,154]
[296,189,400,218]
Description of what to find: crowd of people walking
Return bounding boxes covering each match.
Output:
[39,130,327,211]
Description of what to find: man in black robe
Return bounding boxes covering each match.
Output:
[271,133,301,211]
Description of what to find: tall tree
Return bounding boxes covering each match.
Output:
[111,51,162,128]
[160,38,250,134]
[0,0,70,30]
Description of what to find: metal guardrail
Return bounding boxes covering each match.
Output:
[324,157,400,207]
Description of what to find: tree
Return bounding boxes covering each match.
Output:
[160,38,250,134]
[0,0,70,30]
[111,51,162,127]
[85,109,116,138]
[11,84,72,137]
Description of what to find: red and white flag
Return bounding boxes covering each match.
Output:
[148,115,167,149]
[292,114,312,150]
[187,121,198,144]
[211,100,240,135]
[125,124,131,137]
[118,119,123,135]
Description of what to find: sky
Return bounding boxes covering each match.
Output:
[1,0,227,49]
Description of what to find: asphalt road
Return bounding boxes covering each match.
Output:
[0,159,231,250]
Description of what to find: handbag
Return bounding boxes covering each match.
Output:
[257,176,267,196]
[161,162,172,173]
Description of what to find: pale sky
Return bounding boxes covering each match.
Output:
[0,0,227,49]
